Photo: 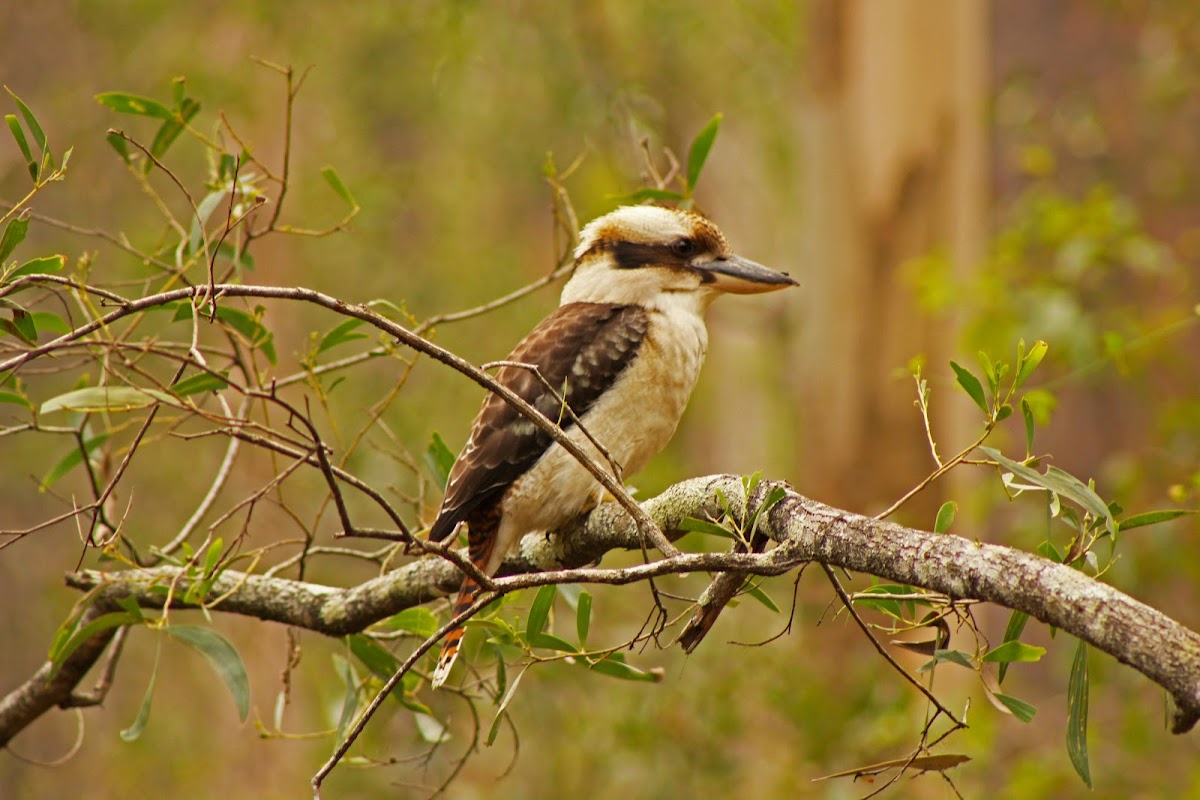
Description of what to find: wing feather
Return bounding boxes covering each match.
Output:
[428,302,649,541]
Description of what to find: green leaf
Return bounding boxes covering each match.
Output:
[743,584,780,613]
[982,640,1046,664]
[525,584,556,640]
[1067,639,1092,787]
[994,692,1037,723]
[40,386,169,414]
[686,112,723,191]
[1118,509,1199,532]
[10,255,67,278]
[1036,540,1063,563]
[120,643,160,742]
[575,591,592,647]
[384,607,439,639]
[995,403,1013,421]
[106,131,132,164]
[918,649,975,672]
[5,114,36,180]
[934,501,957,534]
[187,189,230,255]
[6,88,46,158]
[147,97,200,168]
[30,311,70,335]
[950,360,988,414]
[0,389,31,409]
[486,665,525,746]
[164,625,250,721]
[171,371,229,397]
[49,610,141,674]
[977,350,999,397]
[424,432,456,490]
[0,214,29,263]
[95,92,174,119]
[1015,340,1049,389]
[41,433,111,490]
[583,652,660,682]
[5,305,36,343]
[998,610,1029,683]
[316,318,368,355]
[174,303,276,364]
[527,632,578,652]
[678,516,733,539]
[982,447,1113,534]
[331,654,359,745]
[1021,397,1036,455]
[320,166,358,209]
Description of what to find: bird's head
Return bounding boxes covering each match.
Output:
[561,206,797,311]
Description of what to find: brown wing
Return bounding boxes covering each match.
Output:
[428,302,649,542]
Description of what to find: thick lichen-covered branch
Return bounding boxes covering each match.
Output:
[3,474,1198,748]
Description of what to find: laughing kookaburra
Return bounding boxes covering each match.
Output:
[428,205,797,687]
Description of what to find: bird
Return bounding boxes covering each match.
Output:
[427,204,797,688]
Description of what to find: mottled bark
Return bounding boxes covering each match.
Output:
[2,474,1197,748]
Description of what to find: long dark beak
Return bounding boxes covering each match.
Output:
[696,254,799,294]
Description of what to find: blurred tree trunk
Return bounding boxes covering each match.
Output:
[787,0,988,515]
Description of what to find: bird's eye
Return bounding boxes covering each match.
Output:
[672,238,697,258]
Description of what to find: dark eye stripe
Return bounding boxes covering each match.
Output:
[611,241,687,270]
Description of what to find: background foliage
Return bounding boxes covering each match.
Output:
[2,1,1199,798]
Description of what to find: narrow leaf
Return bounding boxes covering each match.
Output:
[743,584,780,613]
[982,640,1046,664]
[147,97,200,166]
[95,92,174,119]
[424,432,456,490]
[576,591,591,648]
[982,447,1113,534]
[40,386,163,414]
[10,254,67,278]
[525,584,556,640]
[486,666,525,746]
[1118,509,1199,532]
[0,214,29,263]
[41,433,111,490]
[950,360,989,414]
[49,611,140,674]
[164,625,250,720]
[686,112,723,190]
[6,88,46,156]
[934,501,957,534]
[120,643,160,742]
[1015,340,1049,389]
[320,166,358,209]
[0,389,31,409]
[332,654,359,745]
[171,371,229,397]
[1021,397,1036,454]
[5,114,36,179]
[584,653,661,682]
[385,607,439,639]
[1067,639,1092,787]
[994,692,1038,723]
[316,318,367,355]
[106,131,132,163]
[998,610,1029,683]
[678,516,733,539]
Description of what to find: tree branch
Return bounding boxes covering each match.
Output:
[3,474,1198,749]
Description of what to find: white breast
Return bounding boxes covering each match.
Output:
[485,301,709,572]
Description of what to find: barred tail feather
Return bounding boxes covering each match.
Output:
[431,579,481,689]
[430,504,500,689]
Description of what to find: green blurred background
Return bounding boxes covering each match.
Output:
[2,1,1199,798]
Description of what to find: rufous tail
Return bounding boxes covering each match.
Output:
[430,505,499,689]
